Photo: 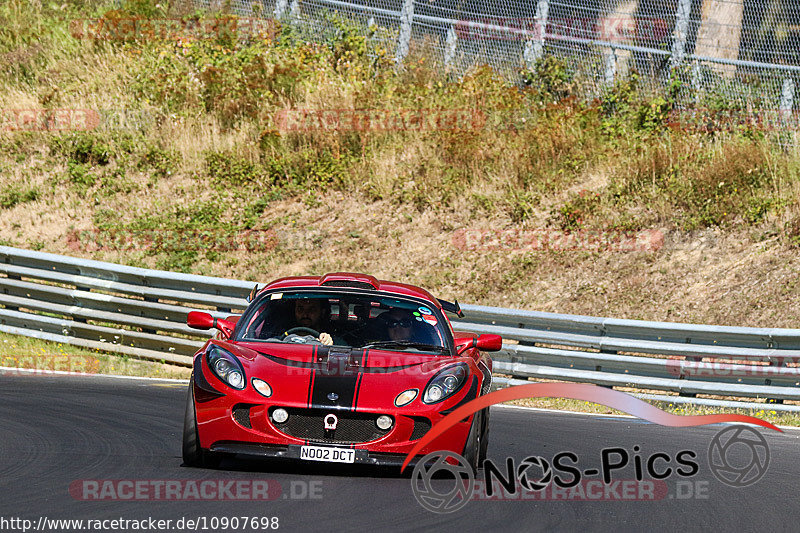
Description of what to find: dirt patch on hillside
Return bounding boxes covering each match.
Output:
[4,188,799,329]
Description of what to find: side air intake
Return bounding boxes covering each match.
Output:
[319,273,379,290]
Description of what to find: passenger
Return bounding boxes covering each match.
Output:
[379,308,416,342]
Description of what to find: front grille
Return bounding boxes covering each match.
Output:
[232,404,254,429]
[272,408,390,444]
[409,417,431,441]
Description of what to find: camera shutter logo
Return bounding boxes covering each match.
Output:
[411,451,474,513]
[517,456,553,491]
[708,425,769,488]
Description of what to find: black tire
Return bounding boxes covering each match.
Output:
[478,407,490,465]
[462,411,482,474]
[182,382,222,468]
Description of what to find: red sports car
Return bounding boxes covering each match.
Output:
[182,272,501,471]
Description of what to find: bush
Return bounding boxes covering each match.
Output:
[0,185,39,209]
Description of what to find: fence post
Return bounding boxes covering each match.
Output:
[691,59,701,103]
[780,78,795,119]
[604,46,617,86]
[444,24,457,71]
[396,0,414,63]
[289,0,300,19]
[670,0,692,69]
[274,0,288,19]
[524,0,550,68]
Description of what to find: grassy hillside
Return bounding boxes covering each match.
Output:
[2,0,800,328]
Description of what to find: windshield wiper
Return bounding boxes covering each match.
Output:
[359,341,448,353]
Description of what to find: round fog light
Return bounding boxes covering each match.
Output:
[272,408,289,424]
[376,415,393,430]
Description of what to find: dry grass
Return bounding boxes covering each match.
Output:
[2,1,800,328]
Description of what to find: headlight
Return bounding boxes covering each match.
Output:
[422,364,468,404]
[206,345,246,390]
[394,389,418,407]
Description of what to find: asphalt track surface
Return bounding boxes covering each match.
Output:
[1,373,799,533]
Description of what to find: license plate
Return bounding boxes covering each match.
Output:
[299,445,355,463]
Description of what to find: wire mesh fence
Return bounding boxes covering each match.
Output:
[195,0,800,118]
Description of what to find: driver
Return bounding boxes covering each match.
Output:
[291,298,334,345]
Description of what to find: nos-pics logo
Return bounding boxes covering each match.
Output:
[411,425,770,513]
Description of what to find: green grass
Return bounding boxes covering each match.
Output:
[2,1,800,273]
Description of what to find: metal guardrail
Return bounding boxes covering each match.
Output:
[2,245,799,411]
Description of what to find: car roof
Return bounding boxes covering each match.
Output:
[257,272,442,308]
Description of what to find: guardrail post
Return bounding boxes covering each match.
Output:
[4,275,20,311]
[685,338,703,363]
[444,24,457,72]
[524,0,550,68]
[396,0,414,63]
[670,0,692,70]
[141,296,160,333]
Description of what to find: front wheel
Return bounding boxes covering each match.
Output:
[462,410,483,474]
[182,381,222,468]
[478,407,490,464]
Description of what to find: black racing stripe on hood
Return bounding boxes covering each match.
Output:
[255,350,419,373]
[352,372,364,411]
[310,373,359,410]
[352,349,368,410]
[306,370,315,408]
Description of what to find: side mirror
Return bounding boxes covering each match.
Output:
[453,334,503,354]
[187,311,235,340]
[476,334,502,351]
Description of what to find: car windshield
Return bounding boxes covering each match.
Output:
[236,291,450,354]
